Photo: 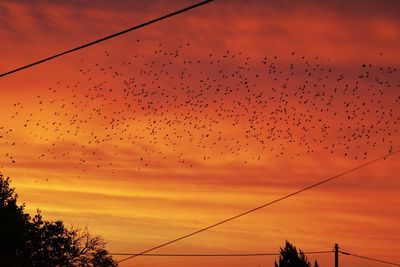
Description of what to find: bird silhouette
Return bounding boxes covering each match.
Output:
[1,43,398,178]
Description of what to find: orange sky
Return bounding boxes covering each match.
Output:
[0,1,399,266]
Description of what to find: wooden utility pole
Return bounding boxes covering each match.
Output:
[334,243,339,267]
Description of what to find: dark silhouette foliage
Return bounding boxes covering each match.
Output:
[275,240,319,267]
[0,173,117,267]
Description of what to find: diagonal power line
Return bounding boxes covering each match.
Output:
[340,251,400,267]
[118,150,399,263]
[0,0,215,78]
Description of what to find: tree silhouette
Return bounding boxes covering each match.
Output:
[275,240,319,267]
[0,173,117,266]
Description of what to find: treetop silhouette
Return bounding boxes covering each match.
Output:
[275,240,319,267]
[0,173,117,267]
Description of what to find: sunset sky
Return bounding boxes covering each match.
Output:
[0,1,399,266]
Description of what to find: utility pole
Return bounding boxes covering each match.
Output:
[334,243,339,267]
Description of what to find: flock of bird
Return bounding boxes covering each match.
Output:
[1,42,399,175]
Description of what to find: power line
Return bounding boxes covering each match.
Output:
[110,250,333,257]
[0,0,215,78]
[340,251,400,267]
[117,150,399,263]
